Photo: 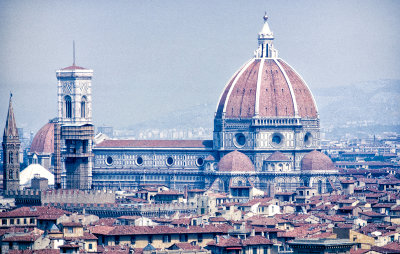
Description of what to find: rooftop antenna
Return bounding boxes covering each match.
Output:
[73,40,76,66]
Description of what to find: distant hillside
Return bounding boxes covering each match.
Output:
[125,79,400,138]
[314,79,400,127]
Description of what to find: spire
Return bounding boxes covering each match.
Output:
[3,93,19,139]
[73,40,76,66]
[255,12,278,59]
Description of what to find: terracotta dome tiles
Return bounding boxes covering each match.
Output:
[259,59,295,117]
[301,150,336,171]
[225,60,260,118]
[278,60,317,118]
[216,58,317,120]
[30,122,55,154]
[218,150,255,173]
[216,69,242,118]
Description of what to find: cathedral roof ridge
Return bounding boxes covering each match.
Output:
[95,139,213,149]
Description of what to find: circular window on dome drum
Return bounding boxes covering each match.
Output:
[136,156,144,166]
[106,156,113,165]
[196,157,204,167]
[166,157,174,166]
[271,133,284,147]
[304,132,313,147]
[234,133,246,148]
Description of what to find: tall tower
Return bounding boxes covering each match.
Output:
[2,95,21,192]
[55,51,94,190]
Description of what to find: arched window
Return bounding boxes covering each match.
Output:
[81,96,87,118]
[65,96,72,119]
[9,152,13,164]
[318,180,323,194]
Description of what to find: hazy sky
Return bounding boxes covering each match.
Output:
[0,0,399,134]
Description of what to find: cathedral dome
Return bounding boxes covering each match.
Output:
[215,15,318,120]
[30,122,55,154]
[301,150,336,171]
[218,150,255,173]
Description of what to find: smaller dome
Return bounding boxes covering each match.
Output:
[218,150,255,173]
[301,150,335,171]
[20,164,55,187]
[30,122,55,154]
[266,151,290,161]
[205,155,216,161]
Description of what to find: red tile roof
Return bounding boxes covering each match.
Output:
[0,206,70,219]
[243,235,273,245]
[216,59,317,119]
[301,150,336,171]
[91,224,232,236]
[218,150,255,172]
[210,217,228,222]
[266,151,290,161]
[3,233,42,242]
[168,243,201,250]
[9,250,60,254]
[62,65,87,70]
[61,222,82,227]
[30,122,55,154]
[64,232,97,240]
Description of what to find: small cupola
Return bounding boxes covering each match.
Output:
[255,12,278,59]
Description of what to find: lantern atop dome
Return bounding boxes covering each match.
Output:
[255,12,278,59]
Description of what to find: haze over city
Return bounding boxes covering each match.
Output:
[0,0,399,133]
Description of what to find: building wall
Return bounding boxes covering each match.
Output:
[99,233,215,248]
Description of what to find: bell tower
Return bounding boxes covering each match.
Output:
[2,94,20,192]
[54,43,94,189]
[56,44,93,125]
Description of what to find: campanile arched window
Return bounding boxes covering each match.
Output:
[65,95,72,118]
[81,96,87,118]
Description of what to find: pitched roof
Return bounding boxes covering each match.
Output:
[266,151,290,161]
[243,235,273,245]
[168,243,201,250]
[95,139,213,149]
[0,206,70,219]
[62,65,87,70]
[3,233,42,242]
[90,224,232,236]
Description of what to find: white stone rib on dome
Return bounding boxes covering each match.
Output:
[278,60,319,115]
[20,164,55,187]
[254,58,265,116]
[274,58,299,117]
[222,59,256,114]
[215,59,253,114]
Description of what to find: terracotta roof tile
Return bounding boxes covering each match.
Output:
[96,139,213,149]
[9,250,60,254]
[301,150,336,171]
[0,206,70,219]
[62,65,87,70]
[30,122,55,154]
[218,150,255,172]
[243,235,273,245]
[266,151,290,161]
